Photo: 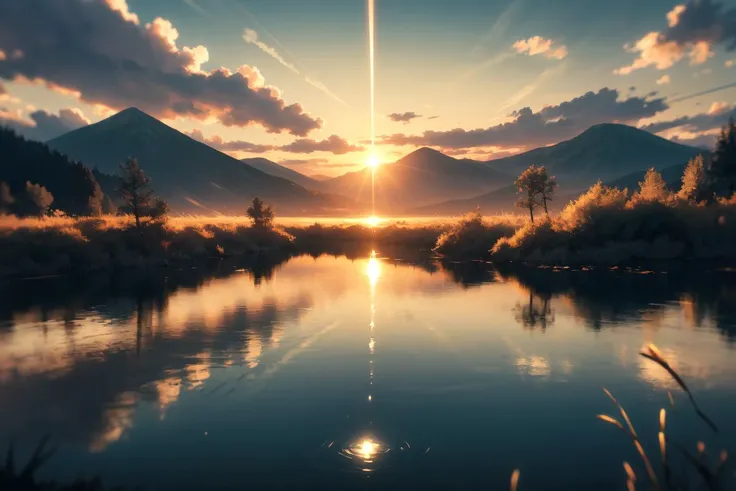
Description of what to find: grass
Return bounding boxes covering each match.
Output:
[511,343,729,491]
[0,214,466,278]
[435,182,736,266]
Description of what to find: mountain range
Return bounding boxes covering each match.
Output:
[46,108,349,215]
[23,107,706,216]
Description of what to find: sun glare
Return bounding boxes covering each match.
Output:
[366,154,380,168]
[365,215,383,227]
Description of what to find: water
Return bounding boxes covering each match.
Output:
[1,255,736,490]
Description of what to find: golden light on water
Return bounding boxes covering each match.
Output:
[343,436,388,464]
[366,251,381,288]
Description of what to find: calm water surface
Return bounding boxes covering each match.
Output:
[2,254,736,490]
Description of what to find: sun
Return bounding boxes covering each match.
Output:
[366,154,380,168]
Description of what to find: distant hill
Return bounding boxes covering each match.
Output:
[412,184,519,216]
[241,157,320,190]
[309,174,333,181]
[0,127,111,216]
[47,108,350,215]
[487,123,702,187]
[416,124,704,216]
[319,147,511,214]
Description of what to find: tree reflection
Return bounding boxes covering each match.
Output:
[514,291,554,331]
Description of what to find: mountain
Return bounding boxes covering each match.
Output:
[412,184,520,216]
[47,108,349,215]
[309,174,333,181]
[416,124,705,216]
[487,123,703,187]
[318,147,511,214]
[241,157,320,190]
[0,127,111,216]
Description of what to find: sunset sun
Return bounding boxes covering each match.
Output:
[366,154,380,169]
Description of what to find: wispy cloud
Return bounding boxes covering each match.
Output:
[656,74,671,85]
[495,62,566,115]
[242,27,348,107]
[243,28,299,73]
[513,36,568,60]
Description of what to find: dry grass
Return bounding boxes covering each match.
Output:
[0,214,502,277]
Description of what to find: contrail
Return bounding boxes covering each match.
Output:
[669,82,736,103]
[243,28,300,74]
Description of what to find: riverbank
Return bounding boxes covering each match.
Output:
[3,192,736,278]
[0,215,459,278]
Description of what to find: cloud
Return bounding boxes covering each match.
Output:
[639,102,735,134]
[388,112,422,123]
[670,131,719,148]
[377,88,668,150]
[616,0,736,75]
[243,28,299,74]
[241,28,347,107]
[187,129,362,156]
[186,129,276,153]
[0,107,90,141]
[280,135,364,155]
[512,36,568,60]
[428,115,440,120]
[656,74,671,84]
[0,0,321,136]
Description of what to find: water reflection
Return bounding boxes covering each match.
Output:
[0,255,735,489]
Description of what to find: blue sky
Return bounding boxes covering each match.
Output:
[1,0,735,176]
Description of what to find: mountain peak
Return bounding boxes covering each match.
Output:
[107,107,157,125]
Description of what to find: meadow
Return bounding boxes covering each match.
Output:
[0,214,466,277]
[3,184,736,279]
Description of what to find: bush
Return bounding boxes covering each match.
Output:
[434,212,520,258]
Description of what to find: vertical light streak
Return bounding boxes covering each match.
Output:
[368,0,376,216]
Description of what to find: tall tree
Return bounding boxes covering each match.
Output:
[634,168,670,203]
[515,165,544,222]
[538,167,557,216]
[678,155,710,203]
[87,181,104,216]
[246,197,275,228]
[0,181,14,215]
[25,181,54,216]
[709,117,736,197]
[118,158,168,229]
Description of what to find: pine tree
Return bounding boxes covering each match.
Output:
[708,118,736,197]
[678,155,710,203]
[118,158,168,229]
[87,181,104,216]
[633,168,670,204]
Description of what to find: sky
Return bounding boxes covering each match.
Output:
[1,0,736,177]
